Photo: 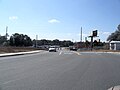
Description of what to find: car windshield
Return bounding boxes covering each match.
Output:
[0,0,120,90]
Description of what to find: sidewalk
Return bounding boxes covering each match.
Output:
[0,50,43,57]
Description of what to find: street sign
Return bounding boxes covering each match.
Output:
[93,30,97,37]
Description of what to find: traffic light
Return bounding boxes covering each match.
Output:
[93,30,97,37]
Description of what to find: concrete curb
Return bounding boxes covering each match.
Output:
[78,51,120,55]
[106,52,120,55]
[0,50,43,57]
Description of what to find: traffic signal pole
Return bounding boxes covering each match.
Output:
[89,30,98,51]
[90,36,93,51]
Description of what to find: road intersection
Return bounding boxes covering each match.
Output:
[0,49,120,90]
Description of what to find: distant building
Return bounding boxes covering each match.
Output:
[110,41,120,50]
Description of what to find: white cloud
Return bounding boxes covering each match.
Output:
[9,16,18,21]
[102,32,111,35]
[48,19,60,24]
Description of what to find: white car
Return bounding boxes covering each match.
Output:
[49,47,57,52]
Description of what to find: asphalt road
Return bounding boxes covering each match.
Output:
[0,50,120,90]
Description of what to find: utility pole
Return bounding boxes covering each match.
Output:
[89,36,93,51]
[80,27,82,42]
[5,26,8,40]
[88,30,98,51]
[36,35,38,48]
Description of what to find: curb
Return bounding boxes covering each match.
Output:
[106,52,120,55]
[0,50,43,57]
[77,51,120,55]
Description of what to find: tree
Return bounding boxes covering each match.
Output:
[93,40,98,46]
[107,24,120,41]
[9,36,14,46]
[0,36,6,46]
[53,39,60,45]
[9,33,32,46]
[23,35,32,46]
[32,39,74,47]
[61,40,73,47]
[93,40,103,47]
[85,40,90,48]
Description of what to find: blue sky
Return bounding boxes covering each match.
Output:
[0,0,120,42]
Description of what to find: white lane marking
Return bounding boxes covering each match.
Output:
[59,51,62,55]
[59,51,82,56]
[77,53,81,55]
[59,51,74,55]
[64,52,73,55]
[72,51,81,56]
[108,85,120,90]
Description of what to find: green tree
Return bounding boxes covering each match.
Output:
[10,33,32,46]
[61,40,73,47]
[53,39,60,45]
[0,35,6,46]
[9,36,14,46]
[85,40,90,48]
[32,39,74,47]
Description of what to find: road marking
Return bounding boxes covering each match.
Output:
[72,52,81,56]
[75,52,80,55]
[59,51,73,55]
[108,85,120,90]
[59,51,81,56]
[59,51,62,55]
[64,52,73,55]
